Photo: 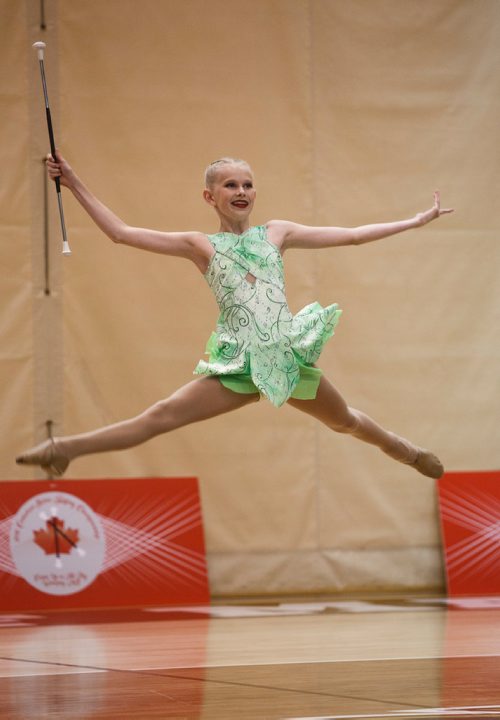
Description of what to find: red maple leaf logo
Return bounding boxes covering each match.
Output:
[33,517,80,555]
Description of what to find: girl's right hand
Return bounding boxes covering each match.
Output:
[46,151,77,189]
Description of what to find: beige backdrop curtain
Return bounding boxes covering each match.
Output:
[2,0,499,596]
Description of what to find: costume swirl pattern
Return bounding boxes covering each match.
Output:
[194,225,342,407]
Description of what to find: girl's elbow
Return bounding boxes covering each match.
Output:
[349,229,362,246]
[112,224,132,244]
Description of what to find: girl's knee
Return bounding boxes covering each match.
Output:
[144,399,175,433]
[332,407,360,434]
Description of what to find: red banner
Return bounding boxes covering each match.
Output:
[0,477,209,611]
[438,470,500,596]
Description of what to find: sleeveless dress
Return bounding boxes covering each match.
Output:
[194,225,342,407]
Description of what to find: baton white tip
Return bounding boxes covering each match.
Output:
[62,242,72,256]
[32,41,46,60]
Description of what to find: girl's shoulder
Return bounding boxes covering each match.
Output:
[264,220,291,252]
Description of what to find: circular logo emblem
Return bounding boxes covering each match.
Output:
[10,492,105,596]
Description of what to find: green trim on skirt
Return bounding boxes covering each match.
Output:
[218,362,322,401]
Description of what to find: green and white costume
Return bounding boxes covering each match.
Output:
[194,225,342,407]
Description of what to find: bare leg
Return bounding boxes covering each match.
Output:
[287,375,443,478]
[16,378,259,476]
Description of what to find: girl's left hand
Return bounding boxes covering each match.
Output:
[415,191,454,226]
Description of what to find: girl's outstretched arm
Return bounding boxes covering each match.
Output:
[46,152,209,269]
[270,192,454,251]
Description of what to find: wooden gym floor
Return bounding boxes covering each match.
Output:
[1,595,499,719]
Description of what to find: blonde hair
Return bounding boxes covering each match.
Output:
[204,157,252,188]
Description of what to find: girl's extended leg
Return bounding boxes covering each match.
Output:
[287,375,443,478]
[16,377,259,476]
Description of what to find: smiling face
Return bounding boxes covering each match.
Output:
[203,161,256,231]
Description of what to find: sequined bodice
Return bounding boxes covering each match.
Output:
[194,225,341,406]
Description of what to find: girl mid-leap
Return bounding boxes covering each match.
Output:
[16,154,453,478]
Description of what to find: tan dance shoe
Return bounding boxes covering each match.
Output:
[16,438,69,477]
[409,448,444,479]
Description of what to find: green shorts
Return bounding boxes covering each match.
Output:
[218,362,322,401]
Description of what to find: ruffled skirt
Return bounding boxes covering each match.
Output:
[194,301,342,407]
